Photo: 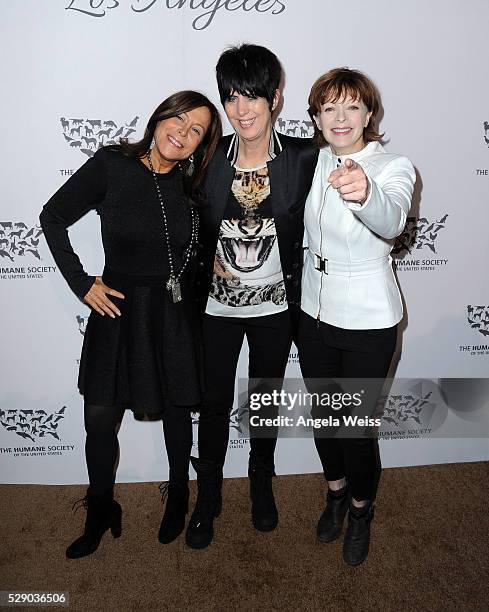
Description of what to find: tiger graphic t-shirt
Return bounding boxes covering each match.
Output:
[205,163,287,317]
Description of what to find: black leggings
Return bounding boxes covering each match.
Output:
[297,311,397,501]
[84,403,193,494]
[198,310,292,469]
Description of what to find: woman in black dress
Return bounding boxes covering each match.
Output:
[40,90,221,558]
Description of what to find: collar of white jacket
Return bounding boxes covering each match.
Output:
[320,140,384,163]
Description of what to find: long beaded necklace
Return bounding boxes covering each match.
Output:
[147,151,198,304]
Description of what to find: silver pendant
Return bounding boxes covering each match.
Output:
[166,276,182,303]
[171,280,182,303]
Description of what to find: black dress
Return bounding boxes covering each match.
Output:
[40,147,201,417]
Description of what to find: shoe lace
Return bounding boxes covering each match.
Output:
[159,480,188,514]
[72,496,88,514]
[159,482,169,504]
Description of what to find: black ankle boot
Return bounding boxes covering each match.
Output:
[66,489,122,559]
[343,501,374,566]
[185,457,222,550]
[158,480,189,544]
[317,485,349,543]
[248,456,278,532]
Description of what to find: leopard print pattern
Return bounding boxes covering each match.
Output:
[209,276,286,308]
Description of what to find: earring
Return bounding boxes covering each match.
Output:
[150,137,155,148]
[186,154,194,176]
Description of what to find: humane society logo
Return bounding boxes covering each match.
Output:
[378,381,445,439]
[0,222,56,281]
[0,222,42,261]
[59,114,310,161]
[459,305,489,357]
[75,315,90,366]
[0,406,76,458]
[276,118,314,138]
[230,400,249,437]
[228,397,250,449]
[380,391,435,428]
[61,116,139,157]
[475,122,489,178]
[287,350,300,365]
[0,407,66,443]
[76,314,89,336]
[393,215,449,272]
[466,305,489,337]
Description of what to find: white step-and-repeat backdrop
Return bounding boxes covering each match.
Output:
[1,0,488,484]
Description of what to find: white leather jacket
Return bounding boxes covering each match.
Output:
[301,141,416,329]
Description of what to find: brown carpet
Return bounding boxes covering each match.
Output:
[1,462,488,612]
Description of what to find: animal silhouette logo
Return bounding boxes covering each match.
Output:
[76,314,89,336]
[392,215,448,255]
[0,406,66,442]
[60,116,140,157]
[0,222,43,262]
[229,397,250,437]
[380,391,435,428]
[484,121,489,147]
[467,305,489,337]
[276,118,314,139]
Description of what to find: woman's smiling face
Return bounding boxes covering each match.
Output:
[224,90,279,144]
[153,106,211,166]
[314,95,372,156]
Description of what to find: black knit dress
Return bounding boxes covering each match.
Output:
[40,147,201,417]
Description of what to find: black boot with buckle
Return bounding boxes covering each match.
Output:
[248,455,278,532]
[185,457,222,549]
[317,484,349,543]
[343,501,374,566]
[158,480,189,544]
[66,489,122,559]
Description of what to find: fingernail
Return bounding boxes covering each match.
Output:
[116,311,121,316]
[110,313,115,319]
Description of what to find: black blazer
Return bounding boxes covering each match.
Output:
[195,133,319,314]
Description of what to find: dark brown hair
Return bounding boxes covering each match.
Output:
[308,68,383,148]
[119,90,222,192]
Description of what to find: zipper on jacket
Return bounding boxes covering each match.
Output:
[316,183,330,323]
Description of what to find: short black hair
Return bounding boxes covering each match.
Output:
[216,43,282,109]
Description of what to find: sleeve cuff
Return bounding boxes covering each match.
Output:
[344,176,373,211]
[72,275,96,301]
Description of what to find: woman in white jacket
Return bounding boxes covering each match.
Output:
[298,68,415,566]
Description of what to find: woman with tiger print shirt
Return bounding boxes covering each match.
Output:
[185,44,318,549]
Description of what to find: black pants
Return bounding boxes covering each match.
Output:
[297,311,397,501]
[198,310,292,469]
[84,403,193,494]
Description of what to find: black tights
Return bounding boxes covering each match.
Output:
[84,403,193,494]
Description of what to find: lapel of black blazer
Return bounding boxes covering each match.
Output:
[202,137,235,237]
[267,146,288,219]
[208,147,234,229]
